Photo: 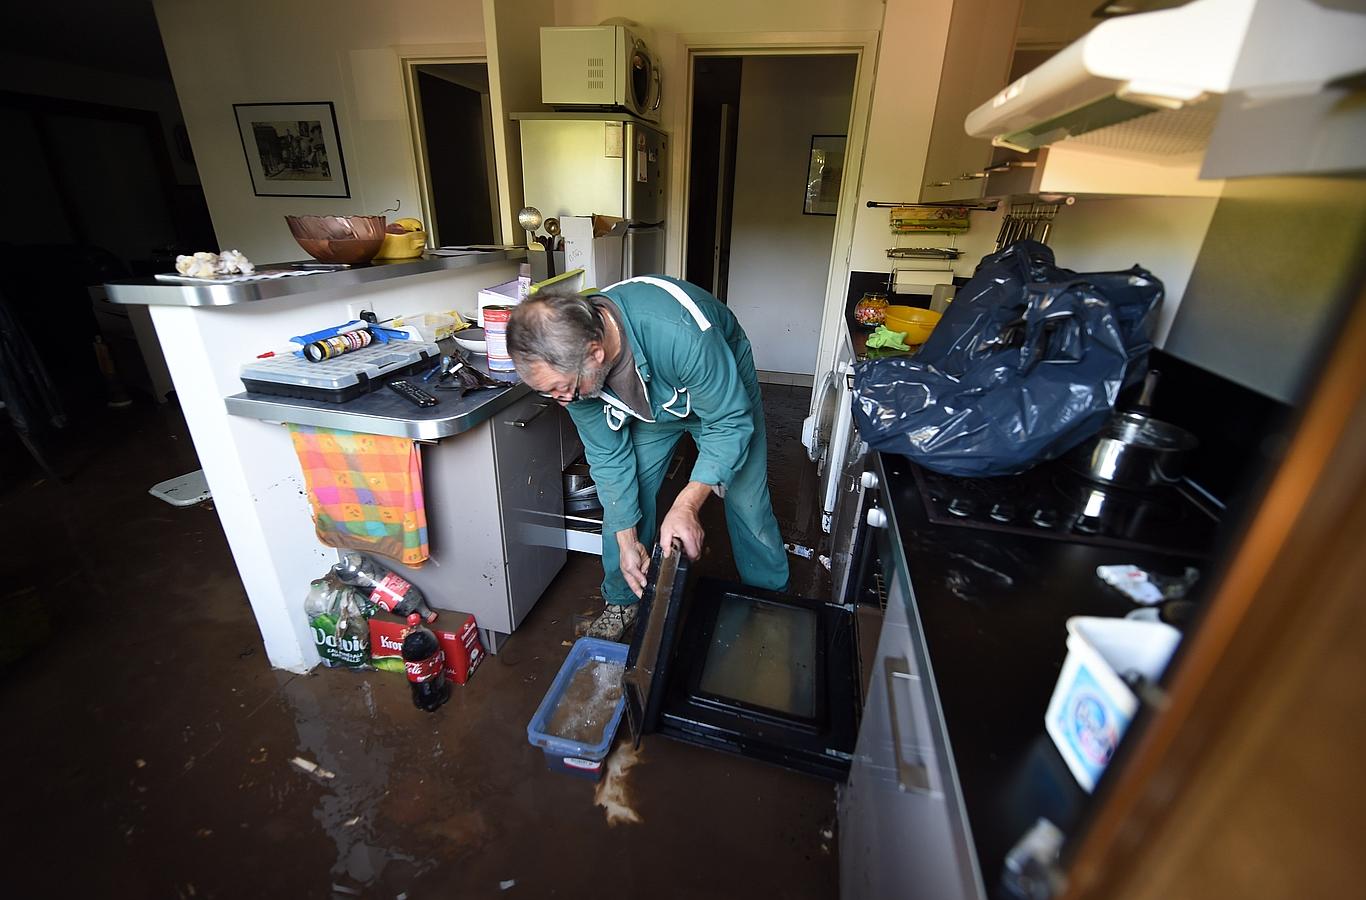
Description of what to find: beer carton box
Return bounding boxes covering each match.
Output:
[432,614,485,685]
[368,610,485,685]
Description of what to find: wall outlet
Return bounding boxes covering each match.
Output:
[345,302,374,321]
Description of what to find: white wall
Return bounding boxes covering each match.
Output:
[1044,196,1220,345]
[153,0,487,262]
[846,0,955,274]
[727,55,857,375]
[947,196,1220,347]
[484,0,556,244]
[0,51,198,186]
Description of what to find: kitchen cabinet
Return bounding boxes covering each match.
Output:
[367,391,566,650]
[919,0,1022,204]
[839,504,984,900]
[981,142,1224,199]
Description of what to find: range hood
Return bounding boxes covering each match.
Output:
[966,0,1366,156]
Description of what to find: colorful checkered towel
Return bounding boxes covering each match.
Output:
[286,425,429,566]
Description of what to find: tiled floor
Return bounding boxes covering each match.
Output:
[0,384,838,899]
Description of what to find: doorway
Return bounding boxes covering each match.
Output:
[407,63,499,247]
[684,54,859,383]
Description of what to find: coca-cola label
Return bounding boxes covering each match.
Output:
[405,650,445,683]
[367,572,413,613]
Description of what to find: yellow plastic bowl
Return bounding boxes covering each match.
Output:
[374,230,427,260]
[883,305,942,344]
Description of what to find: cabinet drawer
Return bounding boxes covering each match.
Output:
[492,395,567,628]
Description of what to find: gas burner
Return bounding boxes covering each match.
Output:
[1031,508,1060,529]
[947,497,975,518]
[911,461,1220,556]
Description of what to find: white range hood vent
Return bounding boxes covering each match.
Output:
[966,0,1366,157]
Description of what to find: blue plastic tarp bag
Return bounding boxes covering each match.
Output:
[851,241,1162,477]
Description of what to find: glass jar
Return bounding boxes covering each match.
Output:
[854,291,889,328]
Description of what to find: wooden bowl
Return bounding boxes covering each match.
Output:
[284,215,386,265]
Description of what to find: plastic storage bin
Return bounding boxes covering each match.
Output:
[1044,616,1181,792]
[526,637,628,780]
[392,310,466,343]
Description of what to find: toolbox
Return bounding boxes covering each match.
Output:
[239,340,440,402]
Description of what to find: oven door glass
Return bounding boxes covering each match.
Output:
[660,578,858,780]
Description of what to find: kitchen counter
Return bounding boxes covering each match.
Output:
[109,250,525,670]
[875,451,1210,896]
[226,352,529,440]
[104,248,524,307]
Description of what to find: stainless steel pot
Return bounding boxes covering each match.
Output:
[1069,411,1198,488]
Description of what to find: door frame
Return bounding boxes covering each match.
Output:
[673,31,880,385]
[396,44,491,247]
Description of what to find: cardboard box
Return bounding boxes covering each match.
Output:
[368,609,485,685]
[1044,616,1181,792]
[560,215,626,290]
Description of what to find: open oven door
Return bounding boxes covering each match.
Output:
[624,543,860,781]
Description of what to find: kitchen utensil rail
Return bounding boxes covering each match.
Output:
[866,200,999,210]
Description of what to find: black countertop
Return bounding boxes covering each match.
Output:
[875,451,1210,897]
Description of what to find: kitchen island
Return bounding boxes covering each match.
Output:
[106,251,534,670]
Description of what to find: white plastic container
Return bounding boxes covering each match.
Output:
[1044,616,1181,792]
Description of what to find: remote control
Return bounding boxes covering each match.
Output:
[387,379,439,407]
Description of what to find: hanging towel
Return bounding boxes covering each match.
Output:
[286,425,429,566]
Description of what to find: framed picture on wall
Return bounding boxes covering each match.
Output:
[233,101,350,198]
[804,134,846,216]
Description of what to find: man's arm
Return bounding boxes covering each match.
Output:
[567,402,652,597]
[567,402,642,536]
[657,325,757,559]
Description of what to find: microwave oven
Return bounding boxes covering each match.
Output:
[540,25,661,120]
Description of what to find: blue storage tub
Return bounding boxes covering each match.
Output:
[527,637,628,780]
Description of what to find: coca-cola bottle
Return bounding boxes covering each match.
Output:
[332,553,437,623]
[402,613,450,712]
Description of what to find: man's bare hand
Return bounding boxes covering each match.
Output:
[617,529,650,598]
[660,482,714,561]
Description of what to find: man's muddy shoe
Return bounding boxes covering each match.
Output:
[585,603,638,642]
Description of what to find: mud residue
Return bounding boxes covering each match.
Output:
[593,741,643,827]
[546,660,623,745]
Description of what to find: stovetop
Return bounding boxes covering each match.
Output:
[912,460,1222,557]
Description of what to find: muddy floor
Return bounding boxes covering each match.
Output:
[0,383,837,899]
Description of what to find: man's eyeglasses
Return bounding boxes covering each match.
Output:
[536,360,584,402]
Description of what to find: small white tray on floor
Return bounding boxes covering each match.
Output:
[149,470,212,507]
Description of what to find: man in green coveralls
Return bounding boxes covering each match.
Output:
[506,275,788,641]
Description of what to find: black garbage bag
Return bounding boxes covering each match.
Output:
[852,241,1162,477]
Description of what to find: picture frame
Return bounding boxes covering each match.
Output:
[803,133,846,216]
[233,101,350,198]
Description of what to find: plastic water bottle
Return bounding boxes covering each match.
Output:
[332,553,437,623]
[402,614,450,712]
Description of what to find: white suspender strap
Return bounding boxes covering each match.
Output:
[604,276,712,332]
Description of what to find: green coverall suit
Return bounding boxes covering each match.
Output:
[566,275,789,606]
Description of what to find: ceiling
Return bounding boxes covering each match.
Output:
[0,0,172,81]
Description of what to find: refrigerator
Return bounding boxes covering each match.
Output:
[514,114,667,279]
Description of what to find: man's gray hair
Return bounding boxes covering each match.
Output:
[506,284,604,374]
